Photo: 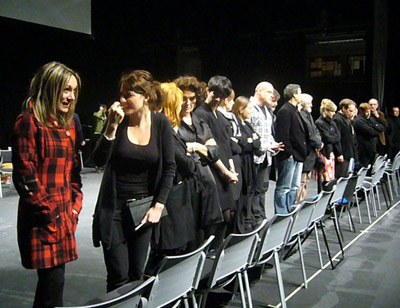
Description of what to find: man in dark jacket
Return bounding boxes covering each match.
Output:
[295,93,323,203]
[274,84,307,214]
[354,103,385,167]
[333,99,357,177]
[388,106,400,160]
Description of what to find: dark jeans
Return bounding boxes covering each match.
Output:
[102,204,152,292]
[250,159,270,219]
[33,264,65,308]
[335,159,350,178]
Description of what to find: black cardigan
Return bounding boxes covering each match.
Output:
[92,112,176,249]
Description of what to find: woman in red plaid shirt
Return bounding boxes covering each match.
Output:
[12,62,83,308]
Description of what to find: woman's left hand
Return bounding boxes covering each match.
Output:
[141,202,164,224]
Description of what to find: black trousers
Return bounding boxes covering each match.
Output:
[249,159,270,219]
[33,264,65,308]
[102,204,152,292]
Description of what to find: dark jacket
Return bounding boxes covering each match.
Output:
[275,102,307,162]
[299,110,323,172]
[315,116,342,158]
[333,112,356,161]
[354,115,385,167]
[92,112,176,249]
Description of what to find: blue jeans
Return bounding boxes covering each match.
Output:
[274,157,303,214]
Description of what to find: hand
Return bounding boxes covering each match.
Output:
[107,101,125,127]
[270,142,284,152]
[186,142,197,153]
[224,170,239,184]
[337,155,344,163]
[252,133,259,140]
[141,202,164,224]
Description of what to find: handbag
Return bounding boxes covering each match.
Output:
[127,196,168,230]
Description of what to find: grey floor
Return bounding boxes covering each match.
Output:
[1,169,399,308]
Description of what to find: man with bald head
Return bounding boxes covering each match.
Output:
[249,82,283,224]
[369,98,389,155]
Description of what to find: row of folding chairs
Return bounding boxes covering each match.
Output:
[57,153,400,308]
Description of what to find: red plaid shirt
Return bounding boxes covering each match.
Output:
[12,111,83,269]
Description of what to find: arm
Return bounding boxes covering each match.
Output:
[143,116,176,224]
[315,119,341,144]
[11,113,57,224]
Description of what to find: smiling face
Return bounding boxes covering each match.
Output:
[58,75,78,114]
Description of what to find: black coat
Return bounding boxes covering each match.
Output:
[299,110,323,172]
[354,115,385,167]
[315,116,342,158]
[275,102,307,162]
[333,112,356,161]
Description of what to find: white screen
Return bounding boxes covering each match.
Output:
[0,0,91,35]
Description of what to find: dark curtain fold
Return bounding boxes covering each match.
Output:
[372,0,388,111]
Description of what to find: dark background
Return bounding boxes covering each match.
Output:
[0,0,398,148]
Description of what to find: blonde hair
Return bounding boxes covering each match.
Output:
[24,61,81,128]
[320,98,337,115]
[160,82,183,127]
[232,96,250,120]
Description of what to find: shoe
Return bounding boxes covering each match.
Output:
[264,262,273,269]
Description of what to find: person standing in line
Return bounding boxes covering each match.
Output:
[388,106,400,160]
[295,93,323,202]
[249,82,283,221]
[12,62,83,308]
[333,99,357,177]
[194,75,239,245]
[354,103,385,168]
[368,98,389,155]
[92,70,176,292]
[274,84,307,214]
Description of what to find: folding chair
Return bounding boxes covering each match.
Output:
[282,198,318,288]
[146,235,215,308]
[337,175,358,233]
[197,221,266,308]
[250,209,299,308]
[304,189,336,269]
[56,276,156,308]
[328,175,351,258]
[353,165,371,224]
[0,148,13,198]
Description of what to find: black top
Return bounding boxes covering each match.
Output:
[333,112,356,161]
[315,116,342,158]
[114,125,158,200]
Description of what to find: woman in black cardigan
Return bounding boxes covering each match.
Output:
[92,70,176,292]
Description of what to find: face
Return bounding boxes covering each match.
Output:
[364,109,371,119]
[58,75,78,114]
[293,88,302,105]
[303,100,312,113]
[325,109,335,119]
[258,85,274,107]
[181,90,197,116]
[241,103,253,120]
[344,104,356,120]
[393,107,399,117]
[270,97,278,111]
[369,99,378,112]
[119,83,148,114]
[225,98,235,112]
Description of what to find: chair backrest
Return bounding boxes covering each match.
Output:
[347,157,355,175]
[206,221,265,289]
[342,174,358,204]
[146,236,214,308]
[331,175,351,205]
[372,155,386,174]
[287,199,316,240]
[371,162,387,185]
[308,188,335,225]
[253,212,295,265]
[0,149,12,165]
[356,165,370,190]
[56,276,156,308]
